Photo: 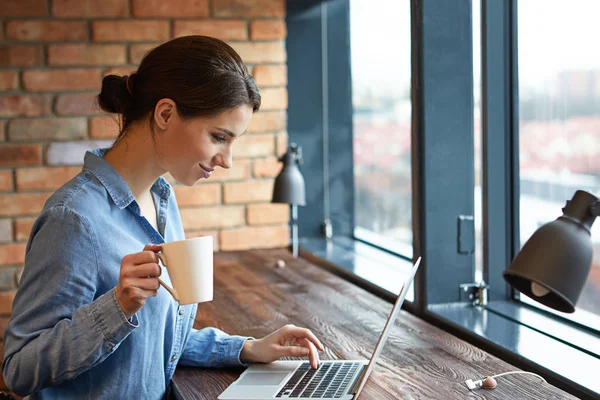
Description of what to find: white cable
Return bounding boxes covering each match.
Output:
[491,371,546,383]
[465,370,546,390]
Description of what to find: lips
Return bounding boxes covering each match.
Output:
[199,164,214,178]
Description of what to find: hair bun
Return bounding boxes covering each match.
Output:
[97,74,134,115]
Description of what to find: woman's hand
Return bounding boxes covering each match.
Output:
[114,244,162,319]
[240,324,325,369]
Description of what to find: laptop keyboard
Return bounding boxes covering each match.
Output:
[275,361,362,398]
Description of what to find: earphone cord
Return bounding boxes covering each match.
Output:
[491,371,546,383]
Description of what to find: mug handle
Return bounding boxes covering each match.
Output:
[157,253,180,302]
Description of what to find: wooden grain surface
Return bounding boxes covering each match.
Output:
[172,249,577,400]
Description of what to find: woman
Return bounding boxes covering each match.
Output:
[2,35,323,399]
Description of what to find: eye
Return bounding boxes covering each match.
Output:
[212,134,227,143]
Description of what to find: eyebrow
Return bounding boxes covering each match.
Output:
[216,127,237,138]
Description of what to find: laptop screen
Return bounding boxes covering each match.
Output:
[352,257,421,396]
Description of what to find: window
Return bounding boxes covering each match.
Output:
[517,0,600,328]
[349,0,412,257]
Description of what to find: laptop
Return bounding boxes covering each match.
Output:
[218,257,422,400]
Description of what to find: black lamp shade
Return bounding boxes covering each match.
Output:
[272,145,306,206]
[503,190,598,313]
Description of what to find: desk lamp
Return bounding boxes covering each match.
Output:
[503,190,600,313]
[272,143,306,257]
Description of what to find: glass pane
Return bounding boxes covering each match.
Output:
[350,0,412,256]
[518,0,600,325]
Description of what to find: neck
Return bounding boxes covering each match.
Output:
[103,122,166,200]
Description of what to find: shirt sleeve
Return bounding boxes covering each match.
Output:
[179,327,251,368]
[2,206,138,396]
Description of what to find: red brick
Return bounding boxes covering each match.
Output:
[23,69,101,92]
[93,21,169,42]
[228,41,286,63]
[6,20,88,42]
[223,180,273,204]
[234,133,275,158]
[250,20,286,40]
[252,65,286,87]
[219,225,289,251]
[180,206,245,230]
[53,0,129,18]
[0,95,46,117]
[0,45,43,67]
[212,0,285,17]
[54,93,101,116]
[173,184,221,207]
[48,44,126,66]
[0,193,48,217]
[0,0,49,17]
[276,131,287,156]
[0,291,17,314]
[89,117,119,139]
[0,144,42,167]
[134,0,208,17]
[103,67,136,77]
[0,72,18,91]
[16,166,81,191]
[0,171,13,192]
[0,219,11,243]
[8,118,87,141]
[210,159,250,182]
[247,203,288,225]
[129,43,158,64]
[173,20,247,41]
[185,230,219,251]
[246,111,286,133]
[0,316,12,341]
[252,157,281,178]
[15,218,36,241]
[0,243,26,265]
[259,87,287,110]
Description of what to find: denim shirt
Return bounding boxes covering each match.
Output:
[2,149,249,399]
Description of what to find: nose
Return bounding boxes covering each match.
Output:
[215,148,232,169]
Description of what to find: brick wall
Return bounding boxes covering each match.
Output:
[0,0,290,393]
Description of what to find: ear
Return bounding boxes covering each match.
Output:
[153,99,177,130]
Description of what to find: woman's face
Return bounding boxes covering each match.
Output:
[154,103,253,186]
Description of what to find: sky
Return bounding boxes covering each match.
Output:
[349,0,600,94]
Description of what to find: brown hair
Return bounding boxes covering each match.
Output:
[97,35,261,141]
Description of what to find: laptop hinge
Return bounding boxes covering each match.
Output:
[348,365,367,395]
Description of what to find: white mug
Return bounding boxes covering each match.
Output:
[157,236,213,304]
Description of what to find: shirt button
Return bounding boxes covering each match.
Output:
[171,354,177,361]
[179,308,185,315]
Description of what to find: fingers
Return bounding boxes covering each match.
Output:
[122,250,160,267]
[143,243,162,253]
[283,324,325,352]
[273,337,320,369]
[121,262,161,278]
[125,277,161,291]
[300,338,320,369]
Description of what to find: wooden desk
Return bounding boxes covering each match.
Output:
[172,249,576,399]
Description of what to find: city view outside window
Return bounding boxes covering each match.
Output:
[518,0,600,325]
[349,0,412,256]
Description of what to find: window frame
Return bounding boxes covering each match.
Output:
[286,1,600,399]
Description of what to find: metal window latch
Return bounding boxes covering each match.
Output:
[459,281,489,307]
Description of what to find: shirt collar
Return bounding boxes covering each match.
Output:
[83,148,171,210]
